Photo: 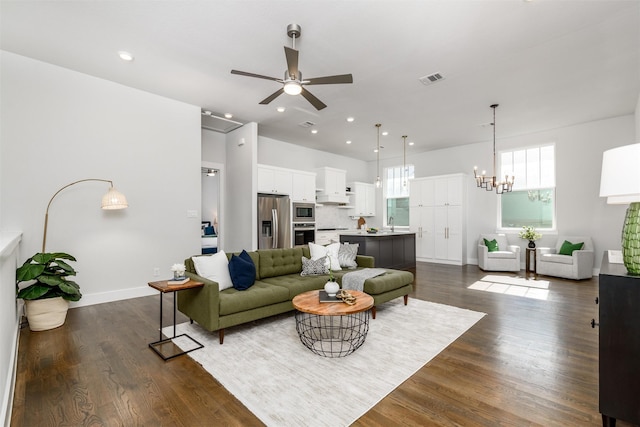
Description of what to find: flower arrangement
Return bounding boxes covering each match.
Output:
[518,226,542,241]
[171,263,186,279]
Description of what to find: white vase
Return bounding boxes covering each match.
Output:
[25,297,70,331]
[324,281,339,297]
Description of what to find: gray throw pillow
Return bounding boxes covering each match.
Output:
[338,243,359,269]
[301,256,329,276]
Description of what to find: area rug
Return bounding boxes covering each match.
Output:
[164,298,486,427]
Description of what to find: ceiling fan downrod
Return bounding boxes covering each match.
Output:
[287,23,301,50]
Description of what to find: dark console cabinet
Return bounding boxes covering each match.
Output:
[598,254,640,427]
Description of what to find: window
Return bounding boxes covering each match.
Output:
[499,144,555,229]
[384,164,414,227]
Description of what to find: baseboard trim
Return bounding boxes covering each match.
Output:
[1,316,20,427]
[69,286,156,309]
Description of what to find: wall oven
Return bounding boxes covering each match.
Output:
[293,202,315,223]
[293,223,316,247]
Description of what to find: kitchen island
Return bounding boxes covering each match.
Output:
[339,231,416,270]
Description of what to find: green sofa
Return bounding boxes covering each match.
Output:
[177,246,414,344]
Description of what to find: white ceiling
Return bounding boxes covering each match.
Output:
[2,0,638,162]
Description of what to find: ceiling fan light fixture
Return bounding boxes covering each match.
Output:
[284,81,302,95]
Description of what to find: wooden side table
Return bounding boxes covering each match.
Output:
[525,248,537,275]
[148,279,204,360]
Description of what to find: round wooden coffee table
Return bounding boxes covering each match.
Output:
[292,290,374,357]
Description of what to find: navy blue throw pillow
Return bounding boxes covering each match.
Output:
[229,250,256,290]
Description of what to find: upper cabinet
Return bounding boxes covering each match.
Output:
[409,178,435,207]
[434,175,463,206]
[349,182,376,216]
[315,167,349,204]
[257,164,292,195]
[291,171,316,202]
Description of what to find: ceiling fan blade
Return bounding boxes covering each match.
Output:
[306,74,353,85]
[284,46,299,79]
[300,87,327,110]
[231,69,281,82]
[259,88,285,105]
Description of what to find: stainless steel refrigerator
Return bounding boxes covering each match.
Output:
[257,194,292,249]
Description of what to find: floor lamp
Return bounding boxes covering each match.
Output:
[599,143,640,274]
[42,179,128,252]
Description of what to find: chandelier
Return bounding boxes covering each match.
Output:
[473,104,514,194]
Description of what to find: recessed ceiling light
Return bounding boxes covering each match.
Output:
[277,107,286,113]
[346,140,352,144]
[224,113,233,119]
[374,149,378,153]
[311,129,318,134]
[346,117,354,122]
[118,51,134,61]
[408,141,415,146]
[382,131,389,136]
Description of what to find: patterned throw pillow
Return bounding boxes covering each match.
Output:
[300,256,329,276]
[338,243,359,269]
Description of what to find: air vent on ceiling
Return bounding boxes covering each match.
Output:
[298,120,316,128]
[201,111,243,133]
[419,72,445,86]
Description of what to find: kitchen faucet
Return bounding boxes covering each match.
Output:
[389,216,394,232]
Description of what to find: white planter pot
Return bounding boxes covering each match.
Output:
[324,281,340,297]
[25,297,70,331]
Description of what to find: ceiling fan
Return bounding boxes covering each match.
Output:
[231,24,353,111]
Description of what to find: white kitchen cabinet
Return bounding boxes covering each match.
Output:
[410,205,434,259]
[349,182,376,216]
[409,178,435,207]
[315,167,349,203]
[257,165,292,195]
[409,173,466,265]
[291,171,316,202]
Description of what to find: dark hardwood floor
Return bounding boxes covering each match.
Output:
[11,263,630,426]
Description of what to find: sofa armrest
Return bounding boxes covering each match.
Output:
[537,247,556,257]
[176,271,221,332]
[507,245,521,255]
[356,255,375,268]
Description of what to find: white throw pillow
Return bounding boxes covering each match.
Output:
[309,242,342,271]
[192,251,233,290]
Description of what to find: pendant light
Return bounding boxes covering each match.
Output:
[402,135,408,187]
[375,123,382,188]
[473,104,514,194]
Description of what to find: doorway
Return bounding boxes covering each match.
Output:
[201,161,224,252]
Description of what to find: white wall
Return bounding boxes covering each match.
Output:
[0,51,202,306]
[224,123,258,252]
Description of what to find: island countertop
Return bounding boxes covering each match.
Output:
[339,231,416,270]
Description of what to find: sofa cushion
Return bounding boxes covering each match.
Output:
[229,250,256,291]
[301,256,329,276]
[219,281,290,316]
[262,274,329,298]
[192,251,233,291]
[541,253,574,265]
[559,240,584,255]
[487,250,517,259]
[338,243,359,269]
[309,242,342,271]
[483,238,499,252]
[258,248,304,279]
[357,269,414,295]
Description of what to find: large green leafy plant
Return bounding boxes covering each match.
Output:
[16,252,82,301]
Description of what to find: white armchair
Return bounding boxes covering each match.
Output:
[536,236,594,280]
[478,234,521,272]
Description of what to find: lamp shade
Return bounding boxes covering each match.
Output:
[101,187,128,210]
[599,143,640,204]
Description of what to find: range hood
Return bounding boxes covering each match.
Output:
[316,194,350,204]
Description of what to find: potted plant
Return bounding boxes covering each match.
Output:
[16,252,81,331]
[518,226,542,248]
[324,256,339,297]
